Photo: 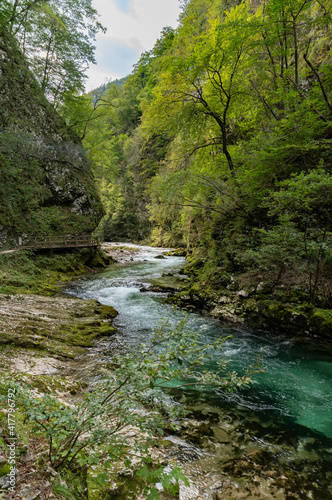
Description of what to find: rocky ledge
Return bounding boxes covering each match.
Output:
[0,293,119,499]
[168,286,332,338]
[0,293,118,360]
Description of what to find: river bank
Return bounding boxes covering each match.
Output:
[0,246,118,499]
[0,243,331,499]
[0,291,120,499]
[168,284,332,338]
[165,257,332,339]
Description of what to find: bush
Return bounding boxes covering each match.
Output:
[2,314,262,498]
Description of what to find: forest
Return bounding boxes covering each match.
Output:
[0,0,331,325]
[79,0,332,325]
[2,0,332,331]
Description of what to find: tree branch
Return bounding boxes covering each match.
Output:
[303,52,332,115]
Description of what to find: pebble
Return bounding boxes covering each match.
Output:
[18,484,42,500]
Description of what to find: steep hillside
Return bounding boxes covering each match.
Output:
[0,26,103,248]
[82,0,332,335]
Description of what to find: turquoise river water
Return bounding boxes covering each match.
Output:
[66,244,332,499]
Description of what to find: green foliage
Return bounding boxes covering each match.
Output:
[139,0,332,311]
[137,465,189,498]
[243,169,332,303]
[1,0,106,107]
[267,168,332,229]
[5,315,261,498]
[82,76,172,241]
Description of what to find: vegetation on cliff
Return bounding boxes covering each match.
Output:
[76,0,332,331]
[0,14,104,249]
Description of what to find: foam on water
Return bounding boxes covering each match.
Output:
[65,244,332,442]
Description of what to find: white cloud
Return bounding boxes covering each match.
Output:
[85,0,181,90]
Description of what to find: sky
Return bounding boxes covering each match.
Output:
[85,0,181,91]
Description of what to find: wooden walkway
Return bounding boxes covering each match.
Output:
[19,235,100,250]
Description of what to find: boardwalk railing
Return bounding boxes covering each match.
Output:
[20,235,100,250]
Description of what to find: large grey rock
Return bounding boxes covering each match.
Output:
[0,26,103,248]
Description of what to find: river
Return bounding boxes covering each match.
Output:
[65,243,332,499]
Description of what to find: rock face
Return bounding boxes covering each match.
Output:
[169,286,332,338]
[0,26,104,247]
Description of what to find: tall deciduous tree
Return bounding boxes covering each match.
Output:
[142,1,256,177]
[1,0,105,106]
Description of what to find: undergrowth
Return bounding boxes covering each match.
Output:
[0,248,109,295]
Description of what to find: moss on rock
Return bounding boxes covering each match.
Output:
[170,282,332,337]
[0,294,118,359]
[0,25,104,249]
[308,309,332,337]
[0,248,112,296]
[13,372,86,395]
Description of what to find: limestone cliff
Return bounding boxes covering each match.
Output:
[0,26,104,248]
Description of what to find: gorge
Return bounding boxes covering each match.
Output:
[0,0,332,497]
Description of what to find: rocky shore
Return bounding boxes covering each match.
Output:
[0,286,119,499]
[167,283,332,339]
[0,293,118,361]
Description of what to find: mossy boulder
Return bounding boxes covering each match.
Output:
[94,303,118,319]
[170,280,332,337]
[308,309,332,337]
[245,299,332,337]
[164,249,187,257]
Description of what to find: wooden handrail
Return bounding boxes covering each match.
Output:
[19,234,100,250]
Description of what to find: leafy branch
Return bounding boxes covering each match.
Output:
[12,313,263,497]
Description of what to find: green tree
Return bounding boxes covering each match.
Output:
[249,169,332,303]
[249,0,332,136]
[2,0,105,106]
[142,1,257,177]
[1,0,46,33]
